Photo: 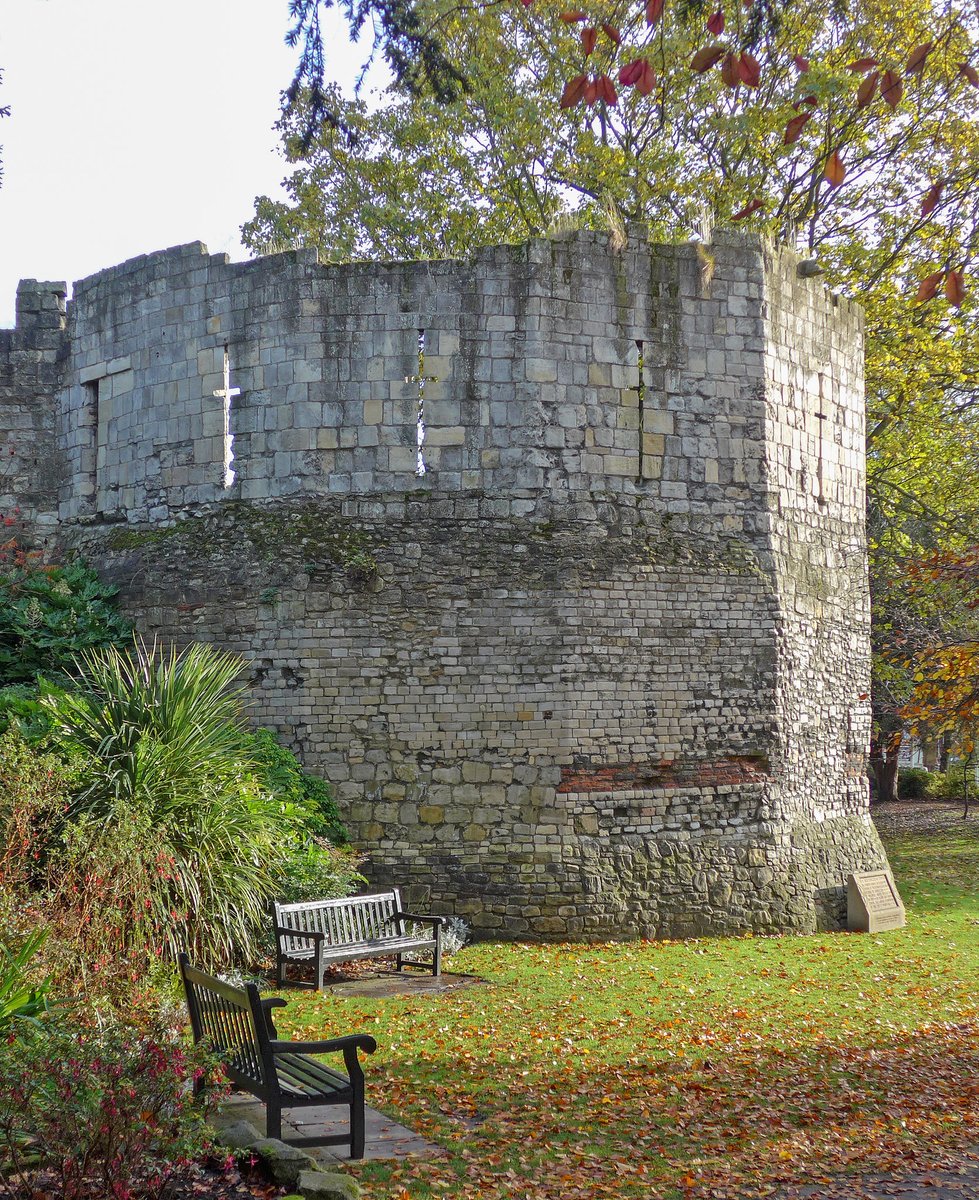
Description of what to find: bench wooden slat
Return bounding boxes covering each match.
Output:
[274,891,443,990]
[275,1054,352,1098]
[285,936,437,962]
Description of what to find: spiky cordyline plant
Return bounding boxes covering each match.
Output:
[41,639,289,968]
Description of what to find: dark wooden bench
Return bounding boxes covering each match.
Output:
[274,889,444,990]
[178,953,377,1157]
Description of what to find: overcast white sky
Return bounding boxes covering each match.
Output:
[0,0,375,326]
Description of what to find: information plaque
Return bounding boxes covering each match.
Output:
[847,870,906,933]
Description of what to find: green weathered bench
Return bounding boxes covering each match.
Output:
[274,889,444,990]
[178,953,377,1157]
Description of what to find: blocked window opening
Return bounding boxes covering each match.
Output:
[84,380,100,495]
[212,346,240,488]
[405,329,438,476]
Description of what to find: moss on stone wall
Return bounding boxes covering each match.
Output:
[105,501,379,577]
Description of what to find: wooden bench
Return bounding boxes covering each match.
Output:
[178,953,377,1157]
[274,890,444,990]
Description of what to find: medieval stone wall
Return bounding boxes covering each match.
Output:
[0,228,890,938]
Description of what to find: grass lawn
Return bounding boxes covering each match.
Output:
[271,806,979,1199]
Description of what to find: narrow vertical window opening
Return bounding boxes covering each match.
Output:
[404,329,438,477]
[212,346,240,489]
[635,339,646,481]
[816,373,828,508]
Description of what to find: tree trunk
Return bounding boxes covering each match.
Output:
[870,734,902,803]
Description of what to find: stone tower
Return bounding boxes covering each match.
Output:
[0,228,890,938]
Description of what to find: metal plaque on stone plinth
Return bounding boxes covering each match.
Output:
[847,870,905,933]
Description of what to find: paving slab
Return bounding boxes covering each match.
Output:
[216,1093,441,1164]
[318,968,483,998]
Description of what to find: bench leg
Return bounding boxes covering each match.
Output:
[276,953,286,989]
[396,953,403,972]
[432,935,442,977]
[350,1083,366,1159]
[266,1102,282,1141]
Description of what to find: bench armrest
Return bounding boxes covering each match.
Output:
[275,926,325,944]
[389,911,445,929]
[269,1034,377,1057]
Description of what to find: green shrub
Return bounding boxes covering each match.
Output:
[923,769,952,798]
[40,640,293,968]
[0,932,51,1037]
[0,1011,217,1200]
[0,685,50,739]
[0,559,129,687]
[926,761,979,801]
[898,767,932,799]
[0,729,76,892]
[245,727,349,845]
[276,838,366,904]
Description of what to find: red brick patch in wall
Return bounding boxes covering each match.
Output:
[557,755,770,794]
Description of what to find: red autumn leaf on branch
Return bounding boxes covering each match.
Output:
[601,23,621,44]
[916,270,944,302]
[946,269,966,308]
[824,151,846,187]
[560,74,589,107]
[559,10,587,22]
[959,62,979,88]
[706,9,725,34]
[584,77,599,104]
[783,111,812,145]
[921,182,944,217]
[646,0,664,25]
[581,26,597,55]
[856,71,879,108]
[731,198,765,220]
[796,94,819,108]
[691,44,725,73]
[596,73,618,104]
[635,59,657,95]
[618,58,643,85]
[738,52,761,88]
[721,53,739,88]
[793,54,810,72]
[847,57,878,72]
[905,42,933,77]
[881,69,903,108]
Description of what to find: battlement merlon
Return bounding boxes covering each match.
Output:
[14,280,68,332]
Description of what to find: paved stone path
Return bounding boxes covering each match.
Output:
[216,1093,440,1165]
